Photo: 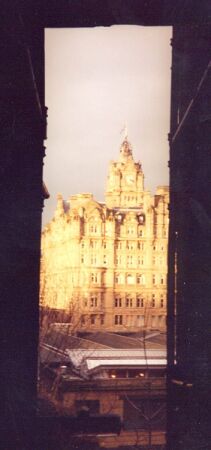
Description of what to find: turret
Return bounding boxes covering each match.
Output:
[54,193,64,219]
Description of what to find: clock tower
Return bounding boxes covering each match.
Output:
[105,134,144,208]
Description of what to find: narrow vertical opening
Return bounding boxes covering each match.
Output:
[39,25,172,449]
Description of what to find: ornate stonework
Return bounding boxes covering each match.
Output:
[40,136,169,332]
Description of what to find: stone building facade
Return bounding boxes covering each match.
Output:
[40,135,169,332]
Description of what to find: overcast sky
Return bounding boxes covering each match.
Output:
[43,26,172,225]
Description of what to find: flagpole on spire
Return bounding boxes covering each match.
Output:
[120,123,128,140]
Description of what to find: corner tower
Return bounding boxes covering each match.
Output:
[105,134,144,208]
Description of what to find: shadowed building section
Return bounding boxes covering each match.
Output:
[39,332,166,449]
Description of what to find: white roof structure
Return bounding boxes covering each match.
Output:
[66,348,166,378]
[86,359,166,371]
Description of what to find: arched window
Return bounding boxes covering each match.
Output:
[127,274,135,285]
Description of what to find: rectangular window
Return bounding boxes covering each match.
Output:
[115,273,124,284]
[127,255,133,265]
[100,314,104,325]
[114,315,123,325]
[90,240,97,249]
[127,242,134,250]
[90,297,97,307]
[90,314,96,325]
[116,255,121,265]
[138,256,144,265]
[115,298,122,307]
[127,227,135,235]
[138,242,144,250]
[81,315,86,325]
[90,225,98,234]
[91,273,98,283]
[136,298,144,308]
[137,274,145,284]
[126,298,133,307]
[91,255,97,264]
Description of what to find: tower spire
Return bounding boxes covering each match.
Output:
[119,123,133,160]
